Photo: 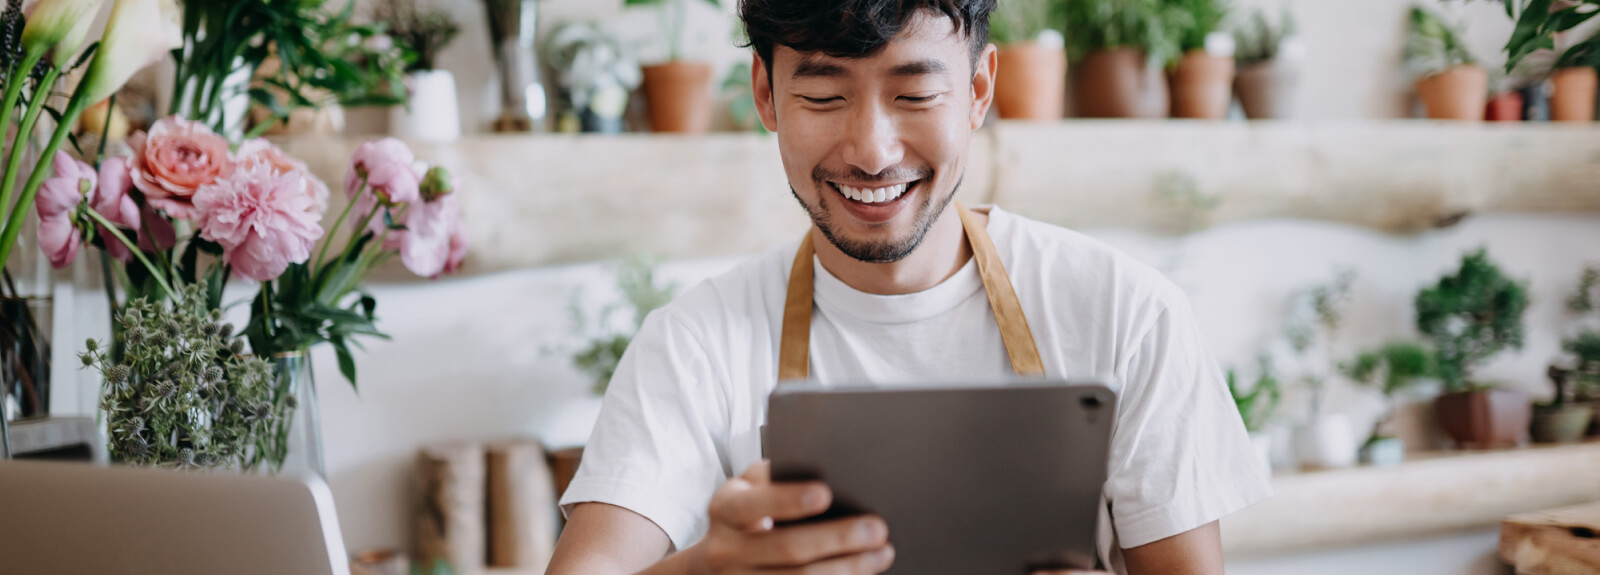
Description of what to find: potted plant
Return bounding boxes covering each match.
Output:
[1167,0,1234,119]
[1536,365,1594,443]
[627,0,721,133]
[1498,0,1600,122]
[1227,355,1282,475]
[1282,271,1360,470]
[1417,249,1532,449]
[379,0,463,142]
[990,0,1067,120]
[545,22,641,134]
[1231,6,1301,120]
[1061,0,1181,118]
[1343,342,1439,465]
[1405,6,1487,121]
[1560,267,1600,437]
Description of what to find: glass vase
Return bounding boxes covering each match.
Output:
[273,351,325,477]
[2,180,54,460]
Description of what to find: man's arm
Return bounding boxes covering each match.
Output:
[1122,521,1224,575]
[545,502,687,575]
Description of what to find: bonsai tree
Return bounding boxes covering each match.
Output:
[1227,355,1283,434]
[1342,342,1439,443]
[1561,267,1600,402]
[626,0,722,63]
[1414,248,1529,392]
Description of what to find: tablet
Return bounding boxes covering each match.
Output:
[764,380,1117,574]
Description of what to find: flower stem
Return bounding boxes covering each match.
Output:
[0,49,46,210]
[85,208,175,301]
[0,65,62,221]
[0,76,89,266]
[315,176,366,272]
[94,94,116,166]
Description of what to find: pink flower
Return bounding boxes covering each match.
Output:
[35,151,94,268]
[127,116,233,219]
[92,156,140,262]
[192,161,325,281]
[345,138,419,205]
[396,194,466,278]
[237,138,329,215]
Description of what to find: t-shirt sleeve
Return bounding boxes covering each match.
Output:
[1103,290,1272,549]
[558,308,729,553]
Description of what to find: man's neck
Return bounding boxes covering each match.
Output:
[811,202,976,296]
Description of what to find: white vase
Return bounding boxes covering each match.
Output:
[390,70,461,142]
[1293,414,1359,470]
[1248,431,1273,477]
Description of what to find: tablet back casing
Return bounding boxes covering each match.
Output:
[766,381,1117,573]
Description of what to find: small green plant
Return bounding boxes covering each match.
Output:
[1561,267,1600,401]
[569,256,679,395]
[1228,355,1282,432]
[1168,0,1231,53]
[1283,269,1356,418]
[626,0,722,62]
[1233,6,1297,67]
[375,0,462,73]
[990,0,1065,45]
[1404,5,1478,78]
[80,282,290,471]
[722,61,767,134]
[1414,248,1529,393]
[1487,0,1600,72]
[1343,341,1439,441]
[1059,0,1185,67]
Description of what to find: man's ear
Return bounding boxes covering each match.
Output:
[752,52,779,133]
[970,43,998,129]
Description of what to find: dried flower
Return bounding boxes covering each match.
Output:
[106,364,131,385]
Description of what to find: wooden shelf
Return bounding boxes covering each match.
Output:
[1222,440,1600,557]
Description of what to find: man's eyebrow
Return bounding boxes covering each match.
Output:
[792,57,847,79]
[890,59,948,76]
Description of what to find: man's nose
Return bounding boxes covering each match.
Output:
[840,102,904,177]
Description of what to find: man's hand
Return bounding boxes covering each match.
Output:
[689,460,896,574]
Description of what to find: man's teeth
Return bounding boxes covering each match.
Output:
[837,182,909,204]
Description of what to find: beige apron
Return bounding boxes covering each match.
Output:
[777,202,1045,381]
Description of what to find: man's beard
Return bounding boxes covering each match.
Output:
[792,166,960,264]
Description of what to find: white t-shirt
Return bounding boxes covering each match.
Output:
[560,207,1271,571]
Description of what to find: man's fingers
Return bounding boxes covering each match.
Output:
[742,515,889,567]
[741,460,773,485]
[710,478,833,528]
[755,544,895,574]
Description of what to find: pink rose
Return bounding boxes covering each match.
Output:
[92,156,141,262]
[192,161,325,281]
[35,151,93,268]
[345,138,420,205]
[237,138,330,215]
[128,117,234,219]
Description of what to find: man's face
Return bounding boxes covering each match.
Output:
[753,11,996,263]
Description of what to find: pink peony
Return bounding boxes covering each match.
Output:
[192,161,325,281]
[92,156,141,262]
[237,138,330,215]
[395,194,465,278]
[442,219,468,275]
[345,138,420,205]
[35,151,94,268]
[127,117,234,219]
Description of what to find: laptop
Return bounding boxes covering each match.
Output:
[0,460,350,575]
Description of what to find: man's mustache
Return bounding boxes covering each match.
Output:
[812,165,933,185]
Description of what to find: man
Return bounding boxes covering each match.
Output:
[546,1,1270,573]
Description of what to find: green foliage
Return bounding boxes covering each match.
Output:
[1493,0,1600,73]
[570,256,679,395]
[1284,269,1355,355]
[1414,248,1529,392]
[1059,0,1184,66]
[174,0,411,137]
[1227,355,1282,432]
[1342,342,1439,396]
[410,559,455,575]
[1568,267,1599,314]
[82,281,289,471]
[375,0,462,72]
[722,61,767,133]
[625,0,722,62]
[1168,0,1230,52]
[1404,5,1478,78]
[1563,330,1600,401]
[990,0,1065,46]
[1233,6,1297,67]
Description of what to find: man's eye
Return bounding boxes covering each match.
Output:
[801,96,841,104]
[900,94,939,103]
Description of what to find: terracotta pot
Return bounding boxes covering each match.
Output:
[1073,48,1168,118]
[1415,64,1488,121]
[1433,389,1532,449]
[1169,51,1235,119]
[641,61,714,133]
[995,42,1067,120]
[1234,60,1299,120]
[1485,92,1524,122]
[1530,404,1595,444]
[1550,66,1598,123]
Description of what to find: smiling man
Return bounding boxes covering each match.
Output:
[544,1,1270,574]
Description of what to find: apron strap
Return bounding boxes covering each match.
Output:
[776,203,1044,382]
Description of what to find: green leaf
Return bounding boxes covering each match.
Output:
[331,336,358,391]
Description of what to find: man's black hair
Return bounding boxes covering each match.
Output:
[739,0,997,81]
